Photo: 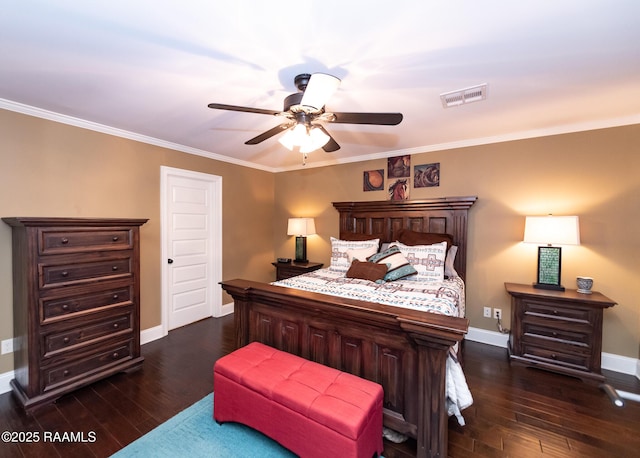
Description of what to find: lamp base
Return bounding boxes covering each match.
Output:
[533,283,565,292]
[294,236,308,263]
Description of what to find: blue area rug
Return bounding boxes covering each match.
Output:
[111,393,296,457]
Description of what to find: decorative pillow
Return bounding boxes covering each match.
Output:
[346,246,379,263]
[340,232,385,243]
[397,229,453,250]
[346,259,388,282]
[367,245,417,281]
[391,241,447,282]
[330,237,380,272]
[445,245,459,278]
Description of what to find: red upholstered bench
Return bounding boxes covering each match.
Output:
[213,342,383,458]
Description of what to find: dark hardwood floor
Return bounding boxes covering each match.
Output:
[1,315,639,457]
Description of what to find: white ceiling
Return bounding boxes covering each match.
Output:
[1,1,639,172]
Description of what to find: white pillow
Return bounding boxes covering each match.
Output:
[391,241,447,282]
[347,246,379,263]
[330,237,380,272]
[445,245,459,278]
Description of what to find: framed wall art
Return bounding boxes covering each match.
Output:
[389,179,409,201]
[414,163,440,188]
[387,155,410,178]
[363,169,384,191]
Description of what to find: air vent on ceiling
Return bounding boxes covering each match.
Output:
[440,83,488,108]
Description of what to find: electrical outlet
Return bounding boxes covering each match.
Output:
[494,308,502,320]
[483,307,492,318]
[1,338,13,355]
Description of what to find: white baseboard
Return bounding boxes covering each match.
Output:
[140,325,165,346]
[219,301,234,317]
[601,350,639,376]
[0,370,14,395]
[466,326,640,378]
[466,326,510,348]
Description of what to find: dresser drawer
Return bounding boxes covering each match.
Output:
[39,228,133,255]
[522,343,590,372]
[523,322,592,348]
[41,285,132,323]
[39,256,132,288]
[522,299,591,323]
[43,312,133,357]
[42,340,133,392]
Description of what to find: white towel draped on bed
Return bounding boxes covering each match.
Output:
[447,351,474,425]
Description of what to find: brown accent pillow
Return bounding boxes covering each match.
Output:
[346,259,388,282]
[397,229,453,249]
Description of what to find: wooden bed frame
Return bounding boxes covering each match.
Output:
[220,196,477,458]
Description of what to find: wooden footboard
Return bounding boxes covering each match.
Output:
[220,278,469,458]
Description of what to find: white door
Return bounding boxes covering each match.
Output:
[161,166,222,333]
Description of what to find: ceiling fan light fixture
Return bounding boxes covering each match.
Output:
[278,124,329,154]
[278,123,307,150]
[300,127,330,153]
[300,73,341,112]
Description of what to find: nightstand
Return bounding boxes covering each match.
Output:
[505,282,616,384]
[272,261,323,281]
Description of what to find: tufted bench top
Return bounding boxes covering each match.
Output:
[214,341,383,440]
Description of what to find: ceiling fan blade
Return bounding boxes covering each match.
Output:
[317,126,340,152]
[300,73,341,111]
[208,103,281,116]
[244,122,293,145]
[330,112,403,125]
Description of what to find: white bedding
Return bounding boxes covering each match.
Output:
[272,268,473,426]
[273,268,466,317]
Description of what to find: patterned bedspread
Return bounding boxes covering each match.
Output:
[272,268,466,318]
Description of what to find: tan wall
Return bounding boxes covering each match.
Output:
[274,124,640,359]
[1,107,638,375]
[0,109,275,373]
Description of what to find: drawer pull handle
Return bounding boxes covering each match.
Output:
[113,323,119,329]
[63,370,70,376]
[553,310,559,315]
[551,354,557,359]
[61,237,69,244]
[62,304,69,311]
[112,266,119,271]
[112,236,119,241]
[63,337,70,344]
[112,352,119,359]
[112,294,119,300]
[61,271,69,277]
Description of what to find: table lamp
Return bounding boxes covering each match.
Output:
[287,217,316,263]
[523,215,580,291]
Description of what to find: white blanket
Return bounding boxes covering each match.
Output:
[273,268,466,317]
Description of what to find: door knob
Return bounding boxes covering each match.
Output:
[168,258,174,264]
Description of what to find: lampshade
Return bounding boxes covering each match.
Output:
[523,215,580,245]
[279,126,329,153]
[287,218,316,236]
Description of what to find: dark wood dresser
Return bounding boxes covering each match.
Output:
[505,282,616,383]
[2,217,147,410]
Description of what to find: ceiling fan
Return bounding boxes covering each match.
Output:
[208,73,403,154]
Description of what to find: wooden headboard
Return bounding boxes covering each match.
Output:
[332,196,477,282]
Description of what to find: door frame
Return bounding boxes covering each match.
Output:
[160,166,223,337]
